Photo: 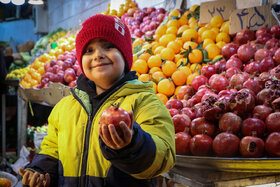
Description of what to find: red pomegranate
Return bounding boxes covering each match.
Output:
[201,64,217,79]
[214,60,227,73]
[190,117,216,137]
[168,108,179,117]
[166,96,184,110]
[229,91,255,115]
[226,55,243,70]
[100,103,131,137]
[191,75,209,91]
[253,105,273,121]
[175,129,192,155]
[190,134,213,156]
[173,113,191,133]
[265,112,280,133]
[240,135,264,157]
[219,112,242,134]
[209,74,229,93]
[241,118,266,137]
[237,43,255,62]
[221,43,239,60]
[213,132,240,157]
[181,107,196,120]
[265,132,280,156]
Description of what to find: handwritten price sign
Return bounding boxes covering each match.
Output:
[200,0,235,24]
[229,5,275,34]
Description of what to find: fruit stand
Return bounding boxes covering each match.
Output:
[2,0,280,186]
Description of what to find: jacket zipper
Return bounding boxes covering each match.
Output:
[80,114,93,187]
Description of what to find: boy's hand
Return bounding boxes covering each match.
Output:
[99,110,134,150]
[19,168,50,187]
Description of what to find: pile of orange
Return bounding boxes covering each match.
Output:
[20,34,76,88]
[101,0,137,17]
[131,5,231,104]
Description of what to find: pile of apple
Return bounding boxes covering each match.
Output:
[37,49,81,88]
[171,25,280,158]
[121,7,168,38]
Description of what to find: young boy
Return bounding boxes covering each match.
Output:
[19,14,175,187]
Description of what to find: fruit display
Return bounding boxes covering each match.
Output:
[6,66,30,80]
[171,24,280,158]
[131,5,230,105]
[37,49,79,88]
[31,28,66,57]
[20,33,76,88]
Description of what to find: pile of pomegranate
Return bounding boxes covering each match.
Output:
[121,7,168,39]
[173,25,280,158]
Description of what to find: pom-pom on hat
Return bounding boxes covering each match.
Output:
[75,14,133,76]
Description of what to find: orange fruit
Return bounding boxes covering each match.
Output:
[216,32,231,43]
[167,41,182,54]
[151,42,161,54]
[177,25,190,35]
[175,38,184,46]
[142,43,152,50]
[152,71,166,82]
[216,41,227,49]
[189,22,198,29]
[166,26,178,35]
[211,27,220,35]
[210,15,224,28]
[157,78,175,97]
[205,43,221,59]
[37,67,45,75]
[154,46,165,55]
[171,70,188,86]
[198,27,208,36]
[179,66,192,77]
[220,21,229,34]
[169,9,181,19]
[179,16,188,26]
[167,19,180,28]
[160,48,175,61]
[159,34,176,47]
[131,59,148,74]
[162,60,177,77]
[201,30,217,41]
[188,17,197,24]
[147,55,162,68]
[138,53,151,62]
[155,25,167,37]
[138,74,151,82]
[183,41,198,50]
[182,29,198,42]
[156,93,169,104]
[188,49,203,64]
[203,38,215,49]
[149,67,162,74]
[133,38,145,49]
[174,54,183,63]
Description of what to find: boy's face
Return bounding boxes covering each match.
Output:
[82,39,126,90]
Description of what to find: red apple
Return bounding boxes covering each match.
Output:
[62,60,73,71]
[50,60,57,67]
[64,68,76,83]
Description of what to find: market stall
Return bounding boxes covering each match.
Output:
[1,0,280,186]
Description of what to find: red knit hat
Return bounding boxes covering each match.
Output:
[75,14,133,76]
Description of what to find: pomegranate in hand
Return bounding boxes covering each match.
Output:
[100,103,131,137]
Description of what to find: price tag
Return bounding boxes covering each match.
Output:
[229,5,275,34]
[199,0,236,24]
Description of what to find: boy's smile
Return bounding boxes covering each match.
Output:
[82,38,126,94]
